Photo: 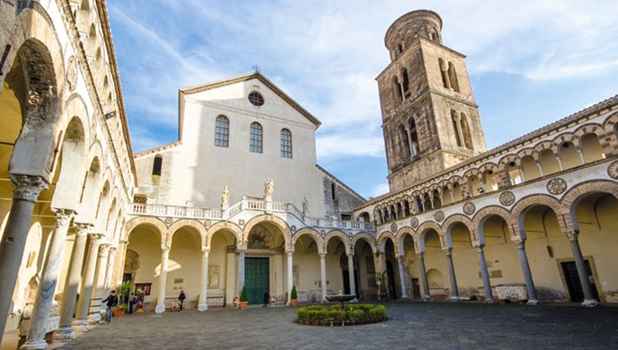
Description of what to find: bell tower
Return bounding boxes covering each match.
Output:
[377,10,486,192]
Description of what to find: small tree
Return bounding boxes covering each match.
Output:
[240,287,248,303]
[290,285,298,300]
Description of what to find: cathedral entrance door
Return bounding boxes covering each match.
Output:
[245,257,269,305]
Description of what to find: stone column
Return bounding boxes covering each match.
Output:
[397,256,408,298]
[103,247,116,290]
[347,253,356,298]
[444,248,459,301]
[237,249,245,295]
[287,251,294,303]
[417,251,430,300]
[566,231,598,307]
[555,155,564,171]
[575,147,585,164]
[0,175,47,345]
[155,246,170,314]
[90,244,110,323]
[55,224,90,339]
[515,240,538,304]
[21,209,74,350]
[74,234,101,328]
[535,160,544,176]
[198,249,209,311]
[319,253,327,302]
[476,244,494,302]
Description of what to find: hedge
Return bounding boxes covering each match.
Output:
[296,304,387,326]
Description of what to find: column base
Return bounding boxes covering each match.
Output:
[72,319,89,333]
[484,297,496,304]
[197,303,208,312]
[19,339,49,350]
[448,296,460,302]
[582,299,599,307]
[155,304,165,314]
[526,299,539,305]
[53,326,74,341]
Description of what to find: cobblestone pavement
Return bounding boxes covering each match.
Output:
[61,303,618,350]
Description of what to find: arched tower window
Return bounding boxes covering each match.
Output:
[215,115,230,147]
[401,68,410,95]
[451,110,462,147]
[409,117,419,157]
[460,113,473,150]
[392,76,403,103]
[398,124,411,160]
[280,128,292,158]
[448,62,460,92]
[152,155,162,176]
[250,122,263,153]
[439,58,450,89]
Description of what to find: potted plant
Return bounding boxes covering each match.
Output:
[290,285,299,306]
[113,304,126,318]
[239,287,249,310]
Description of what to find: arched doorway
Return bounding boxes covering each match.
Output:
[167,227,202,309]
[293,233,321,303]
[245,221,287,305]
[123,223,163,310]
[353,238,377,300]
[325,235,347,296]
[383,238,400,299]
[422,229,447,300]
[208,228,238,307]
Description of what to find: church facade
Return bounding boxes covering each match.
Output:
[0,2,616,349]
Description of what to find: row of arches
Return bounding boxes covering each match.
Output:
[374,183,618,304]
[122,215,385,309]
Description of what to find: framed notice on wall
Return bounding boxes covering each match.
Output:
[135,283,152,296]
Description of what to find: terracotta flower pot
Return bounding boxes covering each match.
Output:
[239,301,248,310]
[290,299,299,306]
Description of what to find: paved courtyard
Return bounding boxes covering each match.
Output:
[61,303,618,350]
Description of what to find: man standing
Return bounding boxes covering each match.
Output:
[178,290,186,311]
[101,290,119,323]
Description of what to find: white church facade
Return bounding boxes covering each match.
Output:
[125,72,369,310]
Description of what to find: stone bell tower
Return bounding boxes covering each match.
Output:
[377,9,486,192]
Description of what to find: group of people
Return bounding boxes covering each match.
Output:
[100,288,146,323]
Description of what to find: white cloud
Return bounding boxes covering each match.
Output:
[109,0,618,157]
[370,182,390,198]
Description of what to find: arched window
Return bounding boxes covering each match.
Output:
[280,128,292,158]
[398,124,410,160]
[392,76,403,103]
[401,68,410,95]
[152,155,162,176]
[448,62,460,92]
[249,122,263,153]
[439,58,449,89]
[215,115,230,147]
[409,117,419,156]
[460,113,473,150]
[451,110,462,147]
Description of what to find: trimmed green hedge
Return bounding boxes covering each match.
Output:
[296,304,387,326]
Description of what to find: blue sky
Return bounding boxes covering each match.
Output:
[108,0,618,199]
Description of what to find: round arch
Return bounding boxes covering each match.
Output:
[292,228,325,255]
[559,180,618,232]
[167,220,207,250]
[351,233,377,255]
[324,230,351,254]
[510,194,563,240]
[123,217,166,247]
[396,227,415,256]
[205,221,242,249]
[442,214,474,247]
[472,206,512,245]
[376,231,396,255]
[241,214,292,251]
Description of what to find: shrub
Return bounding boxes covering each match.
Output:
[296,304,386,326]
[291,285,298,300]
[240,287,248,302]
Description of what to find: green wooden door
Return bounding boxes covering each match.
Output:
[245,257,269,305]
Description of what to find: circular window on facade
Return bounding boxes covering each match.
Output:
[248,91,264,106]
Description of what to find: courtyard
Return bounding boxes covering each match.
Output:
[59,303,618,350]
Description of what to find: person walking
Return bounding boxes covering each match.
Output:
[101,290,119,323]
[263,290,270,308]
[178,290,186,311]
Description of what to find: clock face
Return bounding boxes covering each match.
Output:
[248,91,264,106]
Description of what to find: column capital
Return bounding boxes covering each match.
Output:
[161,245,170,252]
[564,230,579,242]
[286,250,294,257]
[347,252,355,258]
[10,174,48,202]
[73,223,92,236]
[319,252,327,258]
[442,247,453,255]
[98,244,111,256]
[202,247,210,255]
[53,208,76,227]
